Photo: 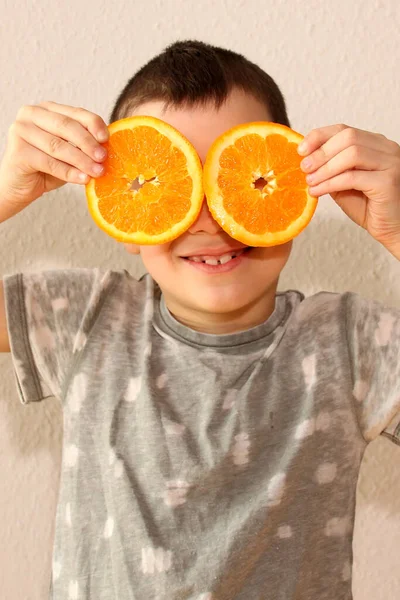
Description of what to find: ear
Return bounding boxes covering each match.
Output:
[123,243,141,255]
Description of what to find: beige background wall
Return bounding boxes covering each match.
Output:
[1,0,400,598]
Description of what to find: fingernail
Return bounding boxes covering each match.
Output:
[301,157,312,170]
[93,163,104,174]
[95,148,107,160]
[96,131,109,142]
[297,141,308,155]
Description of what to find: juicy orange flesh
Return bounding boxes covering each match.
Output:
[218,133,307,234]
[93,126,193,235]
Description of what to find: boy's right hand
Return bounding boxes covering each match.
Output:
[0,101,109,214]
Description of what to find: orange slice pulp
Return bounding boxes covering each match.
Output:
[203,121,318,246]
[85,116,204,244]
[86,118,317,247]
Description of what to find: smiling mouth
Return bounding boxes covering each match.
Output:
[182,247,252,266]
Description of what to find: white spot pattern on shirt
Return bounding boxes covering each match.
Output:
[232,432,250,465]
[68,579,79,599]
[342,560,351,581]
[163,480,191,507]
[164,419,186,435]
[124,376,142,402]
[315,463,337,484]
[267,472,286,507]
[30,298,45,321]
[325,516,351,537]
[223,389,237,410]
[72,329,87,353]
[144,297,154,322]
[69,373,87,413]
[66,502,72,527]
[108,448,117,466]
[141,546,172,574]
[302,353,316,390]
[33,325,56,350]
[53,559,62,581]
[114,459,124,478]
[353,379,369,403]
[375,312,395,346]
[52,297,69,311]
[104,516,114,539]
[109,448,124,477]
[13,273,397,596]
[156,373,168,389]
[64,444,79,468]
[277,524,292,538]
[295,418,315,439]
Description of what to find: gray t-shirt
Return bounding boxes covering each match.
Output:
[3,268,400,600]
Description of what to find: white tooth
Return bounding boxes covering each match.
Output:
[219,254,233,265]
[188,249,246,265]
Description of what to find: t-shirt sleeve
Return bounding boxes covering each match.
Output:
[3,268,115,405]
[344,291,400,444]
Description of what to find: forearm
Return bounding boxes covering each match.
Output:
[0,189,30,225]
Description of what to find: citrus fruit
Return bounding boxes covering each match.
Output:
[85,116,204,244]
[203,122,318,247]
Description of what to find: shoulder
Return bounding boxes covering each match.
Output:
[107,270,156,302]
[288,288,400,336]
[3,267,157,313]
[283,289,345,325]
[282,289,366,336]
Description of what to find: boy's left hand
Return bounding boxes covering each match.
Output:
[298,125,400,259]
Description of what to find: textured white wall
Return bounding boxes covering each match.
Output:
[0,0,399,598]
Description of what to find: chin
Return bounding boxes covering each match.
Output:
[186,287,257,315]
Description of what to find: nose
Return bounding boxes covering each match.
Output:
[188,198,223,234]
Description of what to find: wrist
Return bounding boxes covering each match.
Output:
[378,236,400,261]
[0,192,26,225]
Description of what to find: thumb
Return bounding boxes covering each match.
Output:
[329,190,367,230]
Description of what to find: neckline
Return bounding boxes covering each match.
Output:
[155,290,290,349]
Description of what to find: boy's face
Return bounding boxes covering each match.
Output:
[124,88,293,332]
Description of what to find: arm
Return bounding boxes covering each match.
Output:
[0,102,109,351]
[298,123,400,261]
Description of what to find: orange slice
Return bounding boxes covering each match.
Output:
[203,122,318,246]
[86,116,204,244]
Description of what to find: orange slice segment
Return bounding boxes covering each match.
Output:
[86,116,204,244]
[203,122,318,246]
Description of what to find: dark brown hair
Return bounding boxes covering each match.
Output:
[109,40,291,127]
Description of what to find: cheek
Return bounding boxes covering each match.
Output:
[278,241,293,263]
[139,244,173,272]
[258,241,293,267]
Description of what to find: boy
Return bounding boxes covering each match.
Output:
[0,40,399,600]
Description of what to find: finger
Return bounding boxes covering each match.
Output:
[307,169,382,199]
[300,127,396,173]
[300,128,399,173]
[17,104,108,163]
[20,141,91,184]
[297,124,349,155]
[15,120,105,179]
[304,146,390,188]
[36,101,109,142]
